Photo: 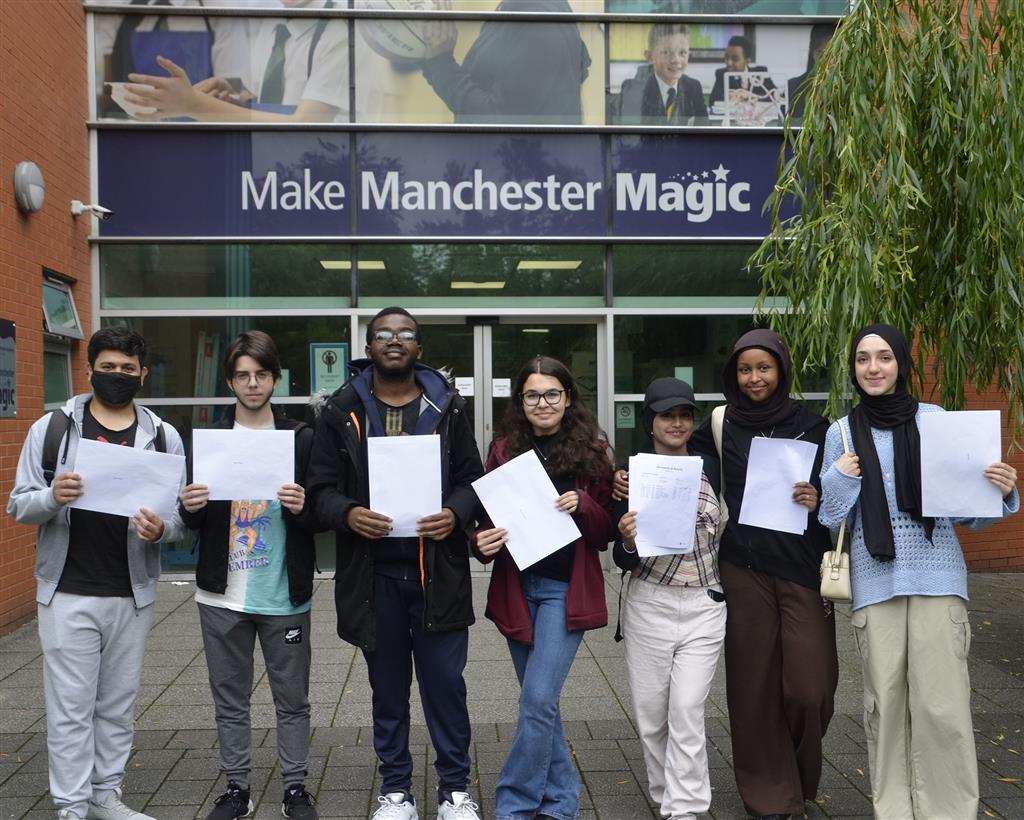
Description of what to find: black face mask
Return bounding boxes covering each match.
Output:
[90,371,142,406]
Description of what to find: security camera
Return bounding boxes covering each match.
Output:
[70,200,115,220]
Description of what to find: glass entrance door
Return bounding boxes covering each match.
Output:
[366,317,603,459]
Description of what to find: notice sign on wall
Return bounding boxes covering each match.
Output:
[0,320,15,418]
[310,343,349,395]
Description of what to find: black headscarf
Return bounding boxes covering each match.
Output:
[722,329,801,428]
[847,324,933,561]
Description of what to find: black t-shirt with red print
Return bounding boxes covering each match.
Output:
[58,402,139,597]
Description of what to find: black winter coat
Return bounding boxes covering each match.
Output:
[306,361,484,652]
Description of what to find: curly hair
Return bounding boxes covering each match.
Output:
[501,356,610,484]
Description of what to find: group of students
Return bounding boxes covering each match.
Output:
[9,310,1019,820]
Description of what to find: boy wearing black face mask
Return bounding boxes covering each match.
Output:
[8,326,186,820]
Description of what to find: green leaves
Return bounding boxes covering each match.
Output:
[751,0,1024,443]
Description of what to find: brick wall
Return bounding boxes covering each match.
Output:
[0,1,90,633]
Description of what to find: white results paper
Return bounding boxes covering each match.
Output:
[920,410,1002,518]
[193,428,295,501]
[737,437,819,535]
[70,438,184,519]
[472,450,582,571]
[368,435,442,537]
[627,453,704,557]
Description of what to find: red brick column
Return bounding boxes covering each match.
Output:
[1,1,90,633]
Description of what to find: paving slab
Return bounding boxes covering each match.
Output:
[2,573,1022,819]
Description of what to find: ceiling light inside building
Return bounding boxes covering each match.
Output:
[516,260,581,271]
[450,281,505,289]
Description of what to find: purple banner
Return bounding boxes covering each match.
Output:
[98,131,350,237]
[611,133,791,237]
[97,130,790,238]
[355,133,605,237]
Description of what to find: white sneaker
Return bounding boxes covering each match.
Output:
[86,788,156,820]
[58,811,84,820]
[371,792,418,820]
[437,792,480,820]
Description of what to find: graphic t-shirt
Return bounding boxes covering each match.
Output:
[194,423,310,616]
[59,402,137,597]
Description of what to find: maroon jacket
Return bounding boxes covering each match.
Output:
[475,437,614,643]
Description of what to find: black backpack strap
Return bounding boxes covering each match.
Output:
[42,411,74,486]
[154,422,166,453]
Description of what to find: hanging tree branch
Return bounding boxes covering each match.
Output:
[750,0,1024,442]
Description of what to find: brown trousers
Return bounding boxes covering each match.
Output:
[720,561,839,816]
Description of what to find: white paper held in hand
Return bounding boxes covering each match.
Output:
[737,437,818,535]
[472,450,582,571]
[920,410,1002,518]
[70,438,184,519]
[192,428,295,501]
[627,453,703,557]
[368,435,443,537]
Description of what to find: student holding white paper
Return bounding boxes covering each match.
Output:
[178,331,320,820]
[687,328,836,820]
[474,356,613,820]
[612,378,725,820]
[307,308,484,820]
[8,327,185,820]
[819,323,1019,820]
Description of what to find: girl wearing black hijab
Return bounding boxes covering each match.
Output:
[688,328,838,820]
[819,324,1019,820]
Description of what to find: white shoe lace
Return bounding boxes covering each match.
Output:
[371,794,415,820]
[440,793,480,820]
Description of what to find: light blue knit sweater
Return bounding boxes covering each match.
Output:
[819,404,1020,612]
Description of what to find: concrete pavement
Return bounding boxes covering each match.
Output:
[2,572,1022,820]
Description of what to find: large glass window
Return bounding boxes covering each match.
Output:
[615,314,755,396]
[101,316,350,399]
[614,243,760,305]
[354,10,605,125]
[357,244,605,307]
[608,22,836,127]
[93,9,349,124]
[605,1,847,14]
[101,245,351,310]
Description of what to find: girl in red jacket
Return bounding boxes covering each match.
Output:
[475,355,613,820]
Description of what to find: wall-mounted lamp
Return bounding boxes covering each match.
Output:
[14,161,45,214]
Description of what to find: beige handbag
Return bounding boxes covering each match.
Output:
[820,421,852,602]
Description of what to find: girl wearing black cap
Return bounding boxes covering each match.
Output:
[613,377,726,820]
[818,324,1019,819]
[687,328,837,820]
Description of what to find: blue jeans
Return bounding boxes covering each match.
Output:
[495,572,583,820]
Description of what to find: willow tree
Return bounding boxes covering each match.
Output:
[751,0,1024,436]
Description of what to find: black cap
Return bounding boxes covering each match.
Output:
[643,377,697,414]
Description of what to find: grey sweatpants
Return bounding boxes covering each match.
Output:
[197,603,312,787]
[38,593,153,818]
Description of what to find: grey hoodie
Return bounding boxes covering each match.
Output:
[7,394,186,608]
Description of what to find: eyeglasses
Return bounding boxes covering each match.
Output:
[522,389,565,407]
[232,370,274,385]
[372,329,418,344]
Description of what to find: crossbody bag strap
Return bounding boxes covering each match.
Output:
[710,405,729,521]
[836,419,851,553]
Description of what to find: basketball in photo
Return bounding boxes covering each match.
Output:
[359,0,434,64]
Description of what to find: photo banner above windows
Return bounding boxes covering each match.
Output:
[96,130,794,239]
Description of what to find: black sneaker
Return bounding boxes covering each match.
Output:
[282,785,317,820]
[205,783,253,820]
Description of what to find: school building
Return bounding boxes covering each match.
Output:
[2,0,1020,633]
